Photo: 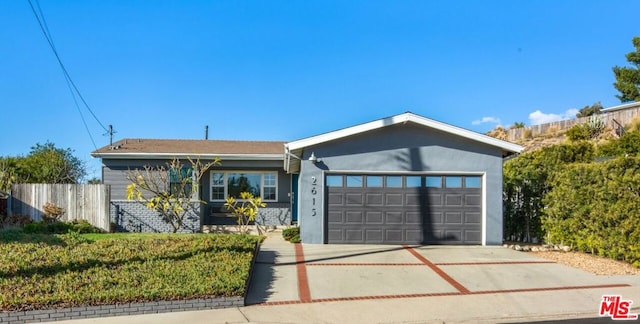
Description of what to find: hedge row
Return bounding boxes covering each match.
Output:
[543,156,640,267]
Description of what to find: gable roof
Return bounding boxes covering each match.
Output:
[284,112,523,173]
[91,139,285,160]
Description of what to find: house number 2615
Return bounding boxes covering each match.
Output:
[311,176,317,216]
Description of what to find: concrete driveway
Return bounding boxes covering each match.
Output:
[245,233,640,320]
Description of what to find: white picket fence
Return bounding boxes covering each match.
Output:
[10,184,110,231]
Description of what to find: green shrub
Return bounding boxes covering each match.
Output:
[70,219,104,233]
[289,234,300,243]
[542,156,640,266]
[0,214,32,228]
[566,124,591,141]
[598,131,640,157]
[23,221,47,233]
[22,220,103,234]
[282,227,300,242]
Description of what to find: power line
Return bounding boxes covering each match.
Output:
[27,0,111,150]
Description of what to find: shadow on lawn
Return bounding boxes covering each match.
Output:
[0,230,67,246]
[0,239,257,279]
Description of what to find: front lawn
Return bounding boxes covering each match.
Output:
[0,231,262,311]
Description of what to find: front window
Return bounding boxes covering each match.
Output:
[210,171,278,201]
[169,167,193,196]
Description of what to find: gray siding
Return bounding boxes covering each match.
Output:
[297,123,505,245]
[101,158,292,230]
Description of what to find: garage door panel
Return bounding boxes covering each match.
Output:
[464,230,481,243]
[345,229,364,241]
[443,230,462,242]
[429,212,443,225]
[346,211,363,224]
[366,193,383,205]
[445,194,463,206]
[406,194,421,206]
[406,212,421,224]
[328,229,344,242]
[328,193,343,205]
[385,212,403,224]
[328,211,343,224]
[346,194,364,206]
[465,194,482,206]
[385,194,403,206]
[384,229,403,242]
[427,194,442,206]
[465,212,481,224]
[424,229,443,243]
[365,211,383,224]
[366,229,383,242]
[445,212,462,224]
[405,229,423,243]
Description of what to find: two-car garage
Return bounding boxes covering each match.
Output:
[325,174,483,245]
[283,112,523,245]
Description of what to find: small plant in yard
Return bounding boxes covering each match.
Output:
[224,192,266,234]
[282,227,300,243]
[0,214,31,228]
[42,202,65,223]
[23,219,103,234]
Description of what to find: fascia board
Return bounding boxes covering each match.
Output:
[285,112,524,153]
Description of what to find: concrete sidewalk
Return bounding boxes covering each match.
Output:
[51,234,640,323]
[52,286,640,323]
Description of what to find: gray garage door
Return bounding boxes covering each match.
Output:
[326,174,482,245]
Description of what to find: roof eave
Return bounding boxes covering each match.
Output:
[91,152,284,161]
[285,112,524,153]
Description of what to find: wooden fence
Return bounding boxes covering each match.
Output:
[10,184,110,231]
[506,104,640,142]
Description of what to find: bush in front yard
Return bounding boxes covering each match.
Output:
[282,227,300,243]
[23,220,104,234]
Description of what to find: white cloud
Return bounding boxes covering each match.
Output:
[528,109,578,125]
[472,116,502,126]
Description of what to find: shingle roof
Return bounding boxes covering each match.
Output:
[91,139,285,159]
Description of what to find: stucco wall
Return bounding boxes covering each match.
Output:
[297,123,505,245]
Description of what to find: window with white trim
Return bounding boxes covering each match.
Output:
[210,171,278,202]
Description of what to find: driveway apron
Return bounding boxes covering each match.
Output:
[245,235,636,306]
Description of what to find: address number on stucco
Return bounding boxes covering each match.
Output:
[311,176,317,216]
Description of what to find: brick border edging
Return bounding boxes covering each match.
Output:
[0,296,244,323]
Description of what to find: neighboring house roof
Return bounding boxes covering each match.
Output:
[601,101,640,113]
[91,139,285,160]
[284,112,524,173]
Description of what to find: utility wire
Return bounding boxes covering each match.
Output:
[27,0,109,150]
[30,0,99,150]
[29,0,108,132]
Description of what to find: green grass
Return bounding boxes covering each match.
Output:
[0,232,263,311]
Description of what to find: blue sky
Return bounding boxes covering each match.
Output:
[1,1,638,179]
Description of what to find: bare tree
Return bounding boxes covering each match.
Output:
[125,157,220,233]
